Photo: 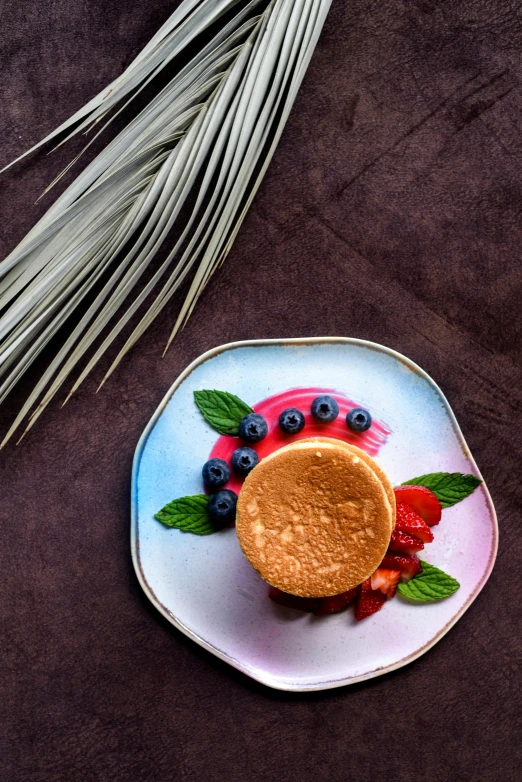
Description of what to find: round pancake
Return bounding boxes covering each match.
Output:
[236,440,393,597]
[299,437,396,528]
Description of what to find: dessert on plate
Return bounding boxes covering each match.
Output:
[155,387,479,621]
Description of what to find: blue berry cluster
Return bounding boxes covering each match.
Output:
[202,397,372,525]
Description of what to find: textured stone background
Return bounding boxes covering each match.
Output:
[1,1,521,780]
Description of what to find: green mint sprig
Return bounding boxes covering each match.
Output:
[402,472,481,507]
[155,495,216,535]
[397,561,460,601]
[194,389,253,435]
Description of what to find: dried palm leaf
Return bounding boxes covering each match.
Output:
[0,0,332,445]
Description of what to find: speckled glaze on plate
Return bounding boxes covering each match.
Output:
[131,338,498,692]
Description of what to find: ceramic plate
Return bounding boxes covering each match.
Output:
[131,338,498,691]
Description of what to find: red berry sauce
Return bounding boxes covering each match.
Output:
[208,387,391,495]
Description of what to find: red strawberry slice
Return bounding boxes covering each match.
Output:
[389,528,424,555]
[268,587,317,612]
[393,485,442,526]
[380,553,422,582]
[313,588,359,616]
[395,503,434,543]
[370,568,400,598]
[354,578,387,620]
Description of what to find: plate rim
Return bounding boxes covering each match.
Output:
[130,336,499,692]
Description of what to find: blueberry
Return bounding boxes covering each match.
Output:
[202,458,231,489]
[208,489,237,526]
[238,413,268,443]
[279,407,305,434]
[346,407,372,432]
[311,395,339,423]
[231,446,259,475]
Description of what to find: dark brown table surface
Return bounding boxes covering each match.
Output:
[1,1,521,780]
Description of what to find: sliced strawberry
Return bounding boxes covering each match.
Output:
[393,485,442,526]
[389,528,424,555]
[395,503,434,543]
[380,553,422,582]
[370,568,400,598]
[268,587,317,612]
[354,578,387,620]
[313,588,359,616]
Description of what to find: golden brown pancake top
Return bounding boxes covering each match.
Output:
[299,437,396,527]
[236,441,393,597]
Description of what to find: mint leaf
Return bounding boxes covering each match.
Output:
[155,495,216,535]
[402,472,481,507]
[397,561,460,602]
[194,389,253,435]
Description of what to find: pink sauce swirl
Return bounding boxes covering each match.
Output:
[208,387,391,495]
